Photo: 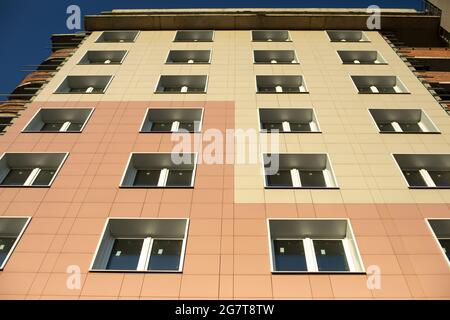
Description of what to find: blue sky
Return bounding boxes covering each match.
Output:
[0,0,423,99]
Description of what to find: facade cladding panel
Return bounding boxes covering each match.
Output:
[0,8,448,300]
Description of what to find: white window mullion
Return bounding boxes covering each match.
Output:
[322,169,334,188]
[419,169,436,187]
[391,121,402,132]
[282,121,291,132]
[417,121,428,132]
[158,168,169,187]
[171,121,180,132]
[24,168,41,186]
[309,121,319,132]
[290,169,301,188]
[370,85,379,93]
[342,238,356,272]
[59,121,71,132]
[303,238,318,272]
[137,237,153,271]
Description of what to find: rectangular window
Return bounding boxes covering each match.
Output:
[252,30,291,42]
[55,76,113,94]
[369,109,439,134]
[91,218,189,272]
[78,50,128,65]
[427,219,450,263]
[263,153,338,189]
[268,219,364,273]
[326,30,369,42]
[337,50,386,64]
[253,50,298,64]
[393,154,450,188]
[174,30,213,42]
[0,217,31,270]
[95,31,139,43]
[120,153,197,188]
[256,76,308,93]
[155,76,207,93]
[166,50,211,64]
[23,108,94,133]
[140,108,203,133]
[0,153,68,187]
[259,108,320,133]
[0,116,14,133]
[351,76,409,94]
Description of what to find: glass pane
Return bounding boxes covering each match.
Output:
[41,123,64,132]
[178,122,195,132]
[261,122,283,132]
[67,122,83,132]
[313,240,349,272]
[31,169,55,186]
[106,238,144,270]
[151,122,172,132]
[133,170,160,187]
[377,122,395,132]
[166,170,193,187]
[399,122,421,132]
[378,87,396,93]
[403,170,427,187]
[258,87,275,93]
[266,169,292,187]
[438,238,450,260]
[428,171,450,187]
[162,87,182,92]
[148,239,183,271]
[273,239,307,271]
[299,171,326,187]
[290,122,311,132]
[0,237,17,266]
[1,169,32,186]
[283,87,301,92]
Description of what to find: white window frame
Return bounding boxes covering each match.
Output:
[0,216,31,270]
[267,218,365,274]
[172,30,215,42]
[257,108,321,133]
[90,218,189,273]
[426,218,450,267]
[139,107,204,133]
[94,30,140,43]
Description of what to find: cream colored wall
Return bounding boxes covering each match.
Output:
[34,30,450,204]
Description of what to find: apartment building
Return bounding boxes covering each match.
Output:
[0,8,449,299]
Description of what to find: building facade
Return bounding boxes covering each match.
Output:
[0,8,449,299]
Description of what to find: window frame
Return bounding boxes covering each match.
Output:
[139,107,204,133]
[251,30,292,42]
[257,108,321,133]
[252,50,299,64]
[0,216,31,270]
[261,153,339,189]
[94,30,140,43]
[426,218,450,266]
[325,30,370,42]
[119,152,198,188]
[22,107,95,133]
[336,50,387,65]
[77,50,129,65]
[0,152,69,188]
[165,50,212,64]
[255,75,309,94]
[350,75,410,94]
[54,75,114,94]
[90,218,189,273]
[154,75,208,94]
[367,108,440,134]
[267,218,365,274]
[172,30,215,42]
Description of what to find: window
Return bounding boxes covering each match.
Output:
[338,50,386,64]
[252,30,291,42]
[120,153,197,188]
[263,153,338,188]
[155,75,207,93]
[256,76,308,93]
[91,218,188,272]
[253,50,298,64]
[78,51,128,65]
[0,153,68,187]
[427,219,450,263]
[0,116,14,133]
[351,76,409,94]
[140,108,203,133]
[166,50,211,64]
[369,109,439,134]
[95,31,139,43]
[268,219,365,273]
[55,76,113,94]
[259,108,320,133]
[0,217,31,270]
[23,108,94,133]
[326,30,369,42]
[393,154,450,188]
[174,30,213,42]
